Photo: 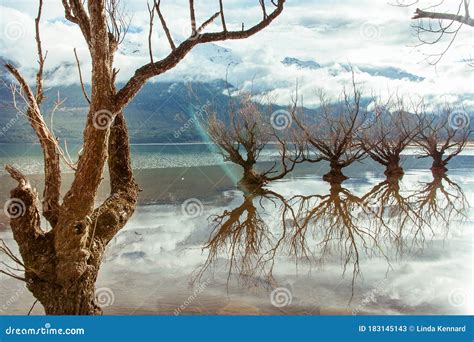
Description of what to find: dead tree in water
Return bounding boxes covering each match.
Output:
[293,82,369,183]
[1,0,285,315]
[360,101,420,176]
[204,93,303,191]
[414,105,471,174]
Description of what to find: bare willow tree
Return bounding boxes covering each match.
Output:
[203,93,303,191]
[414,104,471,173]
[360,100,421,176]
[395,0,473,65]
[2,0,285,315]
[293,81,369,183]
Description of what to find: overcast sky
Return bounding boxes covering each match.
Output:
[0,0,472,107]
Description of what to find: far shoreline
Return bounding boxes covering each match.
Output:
[1,141,474,147]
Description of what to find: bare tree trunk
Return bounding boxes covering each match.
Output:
[431,151,448,173]
[323,161,348,183]
[6,109,137,315]
[239,164,265,191]
[30,265,102,315]
[385,155,403,176]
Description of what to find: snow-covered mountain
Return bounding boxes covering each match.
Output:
[355,65,424,82]
[119,35,242,67]
[281,57,424,82]
[191,44,242,66]
[281,57,321,70]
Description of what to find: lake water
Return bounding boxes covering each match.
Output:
[0,144,473,315]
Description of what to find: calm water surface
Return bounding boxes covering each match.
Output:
[0,144,472,315]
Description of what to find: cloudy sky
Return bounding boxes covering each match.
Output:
[0,0,472,107]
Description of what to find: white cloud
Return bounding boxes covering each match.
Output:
[0,1,472,107]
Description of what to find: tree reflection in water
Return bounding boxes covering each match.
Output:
[194,186,299,289]
[195,173,469,302]
[362,174,425,255]
[411,173,468,229]
[293,180,392,296]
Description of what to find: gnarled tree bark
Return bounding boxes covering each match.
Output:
[2,0,285,315]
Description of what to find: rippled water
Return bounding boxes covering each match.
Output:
[0,144,473,315]
[0,143,285,175]
[1,143,472,175]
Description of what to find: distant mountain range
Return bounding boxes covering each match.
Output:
[0,43,245,143]
[281,57,424,82]
[282,57,321,70]
[0,76,235,143]
[0,44,471,143]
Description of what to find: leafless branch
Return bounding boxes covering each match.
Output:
[73,48,91,104]
[4,64,61,226]
[397,0,473,64]
[292,76,369,182]
[154,0,176,50]
[35,0,46,105]
[116,0,285,109]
